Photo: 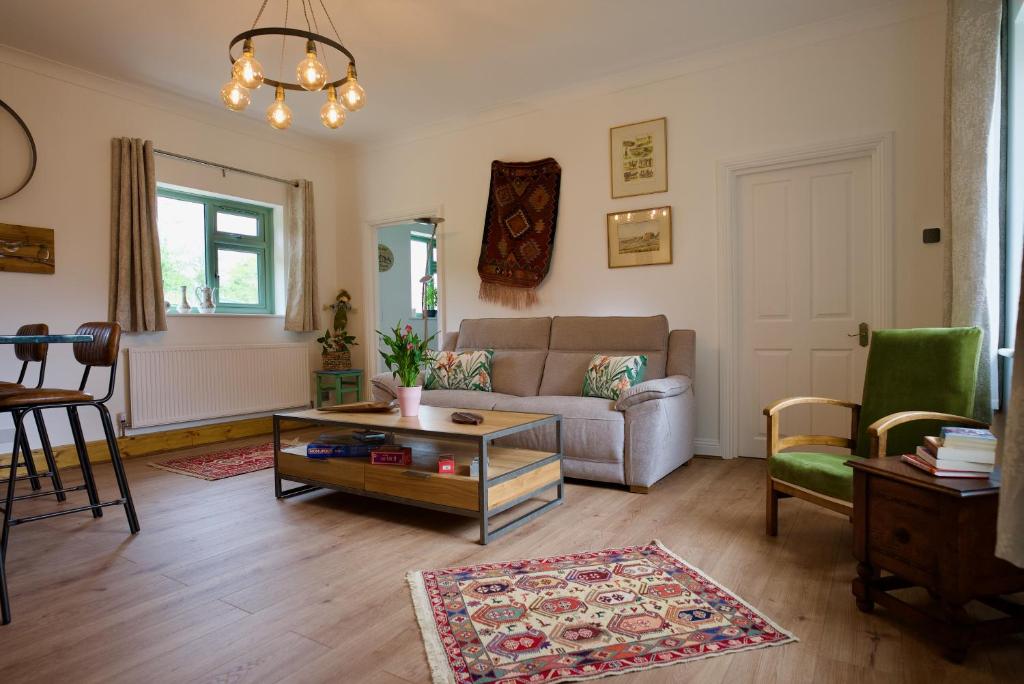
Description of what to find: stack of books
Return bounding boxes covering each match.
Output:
[901,427,996,479]
[306,431,394,459]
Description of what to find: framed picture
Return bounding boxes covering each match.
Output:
[609,117,667,198]
[607,206,672,268]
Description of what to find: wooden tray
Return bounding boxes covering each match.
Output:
[317,400,397,414]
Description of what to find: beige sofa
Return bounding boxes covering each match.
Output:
[371,315,695,491]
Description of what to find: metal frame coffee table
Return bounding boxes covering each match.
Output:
[273,405,563,544]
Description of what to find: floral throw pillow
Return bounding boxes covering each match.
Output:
[425,349,495,392]
[582,354,647,400]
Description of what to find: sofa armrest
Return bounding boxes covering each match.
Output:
[371,372,425,401]
[615,375,692,411]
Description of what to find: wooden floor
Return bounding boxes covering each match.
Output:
[0,437,1020,683]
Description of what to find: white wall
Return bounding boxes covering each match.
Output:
[338,3,948,455]
[0,47,338,447]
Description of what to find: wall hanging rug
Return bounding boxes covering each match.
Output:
[408,540,796,683]
[149,442,275,481]
[478,158,561,309]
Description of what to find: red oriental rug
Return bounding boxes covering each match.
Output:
[149,442,275,481]
[408,540,795,683]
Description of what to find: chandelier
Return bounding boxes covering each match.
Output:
[221,0,365,130]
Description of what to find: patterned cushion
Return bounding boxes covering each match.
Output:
[582,354,647,400]
[425,349,494,392]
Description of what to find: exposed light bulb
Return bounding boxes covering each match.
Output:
[296,40,328,91]
[339,63,366,111]
[320,86,346,129]
[266,85,292,130]
[220,78,250,111]
[232,39,264,89]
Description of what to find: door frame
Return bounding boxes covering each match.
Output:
[716,133,894,459]
[362,204,446,379]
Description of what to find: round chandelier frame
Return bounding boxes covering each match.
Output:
[228,27,357,92]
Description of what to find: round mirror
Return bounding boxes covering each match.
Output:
[0,99,37,200]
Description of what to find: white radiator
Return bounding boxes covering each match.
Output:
[126,344,310,428]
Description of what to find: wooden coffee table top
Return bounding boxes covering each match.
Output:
[278,404,556,439]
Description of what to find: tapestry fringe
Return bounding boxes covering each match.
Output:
[478,280,538,309]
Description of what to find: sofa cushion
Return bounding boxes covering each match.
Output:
[539,315,669,396]
[768,452,864,502]
[582,354,648,400]
[456,317,551,350]
[488,350,548,396]
[492,395,624,465]
[420,389,513,410]
[424,349,494,391]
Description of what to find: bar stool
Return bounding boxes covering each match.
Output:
[0,322,139,625]
[0,324,64,500]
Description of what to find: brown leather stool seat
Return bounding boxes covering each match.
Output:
[0,389,92,408]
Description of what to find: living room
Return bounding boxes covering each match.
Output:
[0,0,1021,682]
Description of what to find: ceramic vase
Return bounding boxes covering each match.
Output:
[396,385,422,417]
[177,285,192,314]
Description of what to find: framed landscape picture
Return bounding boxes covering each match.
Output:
[607,206,672,268]
[609,117,667,198]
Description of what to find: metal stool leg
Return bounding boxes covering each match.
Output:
[33,409,65,502]
[15,413,41,492]
[67,407,102,518]
[2,412,27,558]
[0,540,9,624]
[97,406,138,534]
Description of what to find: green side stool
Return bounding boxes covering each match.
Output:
[314,369,363,408]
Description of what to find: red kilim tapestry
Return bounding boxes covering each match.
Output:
[149,442,275,481]
[477,158,561,310]
[408,541,795,683]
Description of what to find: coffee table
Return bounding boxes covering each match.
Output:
[273,405,563,544]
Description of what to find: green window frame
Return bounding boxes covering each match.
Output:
[157,187,275,315]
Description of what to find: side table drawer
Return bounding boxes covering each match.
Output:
[867,477,941,585]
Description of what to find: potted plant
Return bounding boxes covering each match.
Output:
[423,279,438,319]
[378,323,435,416]
[318,289,357,370]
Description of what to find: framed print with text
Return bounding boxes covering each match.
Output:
[609,117,667,198]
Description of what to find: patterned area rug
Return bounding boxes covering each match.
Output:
[150,442,275,480]
[408,541,796,683]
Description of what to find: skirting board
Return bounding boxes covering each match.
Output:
[0,415,292,474]
[694,438,721,458]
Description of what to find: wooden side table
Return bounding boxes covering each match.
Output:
[314,369,363,408]
[849,456,1024,662]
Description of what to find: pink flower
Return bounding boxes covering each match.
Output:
[404,324,413,334]
[407,342,414,350]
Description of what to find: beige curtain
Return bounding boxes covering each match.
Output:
[942,0,1004,422]
[284,179,320,332]
[108,137,167,332]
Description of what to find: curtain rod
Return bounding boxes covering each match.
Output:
[153,148,299,187]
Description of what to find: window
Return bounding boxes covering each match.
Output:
[409,231,437,316]
[157,188,275,314]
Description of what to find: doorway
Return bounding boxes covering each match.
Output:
[374,222,440,374]
[718,135,893,459]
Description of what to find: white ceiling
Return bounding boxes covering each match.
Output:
[0,0,890,144]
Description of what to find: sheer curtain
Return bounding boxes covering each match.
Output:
[108,137,167,332]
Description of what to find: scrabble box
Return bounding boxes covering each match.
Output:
[369,446,412,466]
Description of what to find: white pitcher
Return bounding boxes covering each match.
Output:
[195,285,217,314]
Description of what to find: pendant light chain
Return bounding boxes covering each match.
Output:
[318,0,345,44]
[251,0,272,29]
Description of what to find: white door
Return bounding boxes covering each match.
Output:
[737,155,873,458]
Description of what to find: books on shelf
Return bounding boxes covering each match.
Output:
[901,452,990,479]
[306,431,391,459]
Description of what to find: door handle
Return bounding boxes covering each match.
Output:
[848,322,869,347]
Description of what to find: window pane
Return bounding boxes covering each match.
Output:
[217,211,259,236]
[217,249,260,304]
[157,196,206,300]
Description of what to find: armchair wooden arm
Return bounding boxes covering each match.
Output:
[762,396,862,458]
[867,411,989,458]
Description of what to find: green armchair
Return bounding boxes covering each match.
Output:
[763,327,986,536]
